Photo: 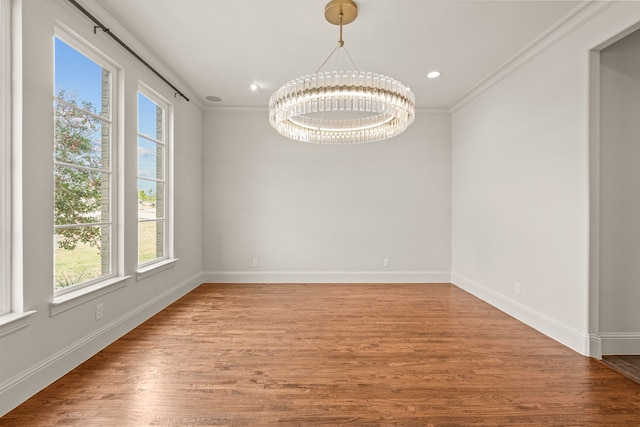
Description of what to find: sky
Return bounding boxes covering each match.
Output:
[54,37,102,108]
[54,37,162,199]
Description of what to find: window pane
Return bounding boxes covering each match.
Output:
[55,101,108,169]
[137,88,168,268]
[54,33,113,293]
[55,165,108,225]
[138,92,163,141]
[138,136,163,180]
[138,179,159,218]
[138,220,164,264]
[54,225,110,289]
[55,38,110,119]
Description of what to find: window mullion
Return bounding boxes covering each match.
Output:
[137,133,164,146]
[54,160,111,174]
[54,97,112,124]
[138,218,165,223]
[137,177,165,184]
[55,221,112,229]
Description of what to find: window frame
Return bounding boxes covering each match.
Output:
[0,0,36,329]
[0,0,12,316]
[136,82,174,273]
[53,26,120,297]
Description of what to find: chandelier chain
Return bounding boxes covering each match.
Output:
[314,11,359,74]
[342,46,359,72]
[315,45,340,74]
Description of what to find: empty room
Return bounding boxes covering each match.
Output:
[1,0,640,424]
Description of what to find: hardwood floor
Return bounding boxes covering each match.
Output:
[2,283,640,426]
[603,355,640,385]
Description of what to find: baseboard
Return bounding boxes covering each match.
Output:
[589,334,603,359]
[203,270,452,284]
[451,273,589,356]
[600,333,640,355]
[0,272,204,417]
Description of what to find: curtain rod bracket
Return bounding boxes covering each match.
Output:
[68,0,190,102]
[93,25,108,34]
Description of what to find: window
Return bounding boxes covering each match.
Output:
[0,0,11,315]
[53,31,117,294]
[137,86,171,268]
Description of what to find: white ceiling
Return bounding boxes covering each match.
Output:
[95,0,581,109]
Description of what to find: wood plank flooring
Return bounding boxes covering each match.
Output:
[2,283,640,426]
[603,355,640,385]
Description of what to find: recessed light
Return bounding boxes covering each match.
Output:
[426,71,441,79]
[250,83,260,91]
[205,95,222,102]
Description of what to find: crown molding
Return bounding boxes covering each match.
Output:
[204,105,451,115]
[203,105,267,113]
[416,107,450,115]
[449,0,615,113]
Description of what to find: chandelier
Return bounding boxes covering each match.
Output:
[268,0,415,145]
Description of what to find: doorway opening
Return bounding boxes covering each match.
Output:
[590,24,640,371]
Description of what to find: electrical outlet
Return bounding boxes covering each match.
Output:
[514,282,521,296]
[95,303,104,320]
[383,258,390,268]
[252,258,259,267]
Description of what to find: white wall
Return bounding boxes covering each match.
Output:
[598,27,640,354]
[0,0,204,415]
[6,0,640,418]
[203,110,451,283]
[451,2,640,356]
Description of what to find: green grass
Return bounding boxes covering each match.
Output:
[55,222,161,289]
[54,242,102,289]
[138,220,162,264]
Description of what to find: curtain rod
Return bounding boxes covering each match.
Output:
[66,0,190,102]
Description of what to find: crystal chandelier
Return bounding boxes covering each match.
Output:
[269,0,415,145]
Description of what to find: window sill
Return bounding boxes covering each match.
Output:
[136,258,179,281]
[50,275,131,317]
[0,310,37,339]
